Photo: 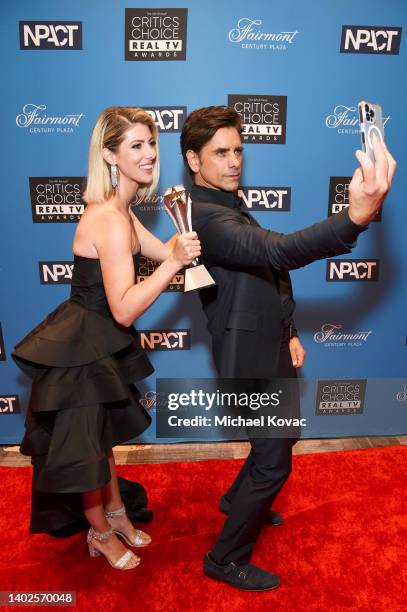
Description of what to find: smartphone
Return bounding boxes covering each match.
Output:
[358,101,385,164]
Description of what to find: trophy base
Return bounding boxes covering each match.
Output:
[184,265,216,292]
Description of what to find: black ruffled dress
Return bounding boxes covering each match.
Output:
[12,254,154,534]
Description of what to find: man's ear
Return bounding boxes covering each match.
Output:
[186,149,200,174]
[102,147,117,166]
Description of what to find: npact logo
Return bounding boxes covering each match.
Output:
[340,26,402,54]
[143,107,186,132]
[39,262,74,284]
[19,21,82,49]
[0,396,21,414]
[139,330,191,350]
[238,187,291,211]
[326,259,380,282]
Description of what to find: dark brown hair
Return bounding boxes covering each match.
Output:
[180,106,242,171]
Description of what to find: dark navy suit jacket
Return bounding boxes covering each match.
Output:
[190,185,367,378]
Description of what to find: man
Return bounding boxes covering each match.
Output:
[180,106,395,591]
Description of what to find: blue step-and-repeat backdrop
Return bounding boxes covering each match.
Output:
[1,0,406,444]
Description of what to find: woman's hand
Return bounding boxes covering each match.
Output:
[169,232,201,269]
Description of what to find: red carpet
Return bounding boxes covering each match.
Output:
[1,446,406,611]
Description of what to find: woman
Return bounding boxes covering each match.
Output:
[12,107,200,570]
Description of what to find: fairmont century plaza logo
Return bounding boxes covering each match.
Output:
[16,104,84,134]
[314,323,372,348]
[228,18,299,51]
[325,104,390,135]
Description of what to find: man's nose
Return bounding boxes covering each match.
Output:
[228,152,241,166]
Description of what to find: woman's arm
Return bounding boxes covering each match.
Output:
[131,213,177,262]
[94,210,200,327]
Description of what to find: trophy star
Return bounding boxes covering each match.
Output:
[171,186,186,201]
[164,185,186,208]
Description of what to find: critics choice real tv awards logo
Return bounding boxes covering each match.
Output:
[29,177,85,223]
[137,256,184,291]
[125,8,187,60]
[238,187,291,211]
[139,330,191,351]
[228,95,287,144]
[16,104,84,135]
[340,26,402,54]
[228,17,299,51]
[316,380,367,415]
[328,177,381,221]
[19,21,82,49]
[326,259,380,282]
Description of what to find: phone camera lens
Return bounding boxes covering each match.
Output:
[365,104,369,111]
[365,108,375,122]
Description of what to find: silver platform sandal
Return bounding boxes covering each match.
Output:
[105,505,152,547]
[87,526,140,570]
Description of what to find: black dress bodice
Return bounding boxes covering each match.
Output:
[69,253,140,316]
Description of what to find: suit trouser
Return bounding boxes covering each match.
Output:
[210,340,298,565]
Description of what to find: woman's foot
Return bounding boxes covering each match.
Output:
[87,527,140,570]
[105,505,152,547]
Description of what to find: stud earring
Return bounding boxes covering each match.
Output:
[110,164,118,188]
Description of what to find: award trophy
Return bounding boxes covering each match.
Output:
[164,184,216,292]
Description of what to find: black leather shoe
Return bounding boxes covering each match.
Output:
[219,496,284,526]
[203,552,280,591]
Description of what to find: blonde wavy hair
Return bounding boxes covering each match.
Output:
[83,107,160,204]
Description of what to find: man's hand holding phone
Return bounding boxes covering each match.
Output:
[348,137,397,226]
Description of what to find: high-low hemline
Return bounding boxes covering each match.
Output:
[12,254,154,533]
